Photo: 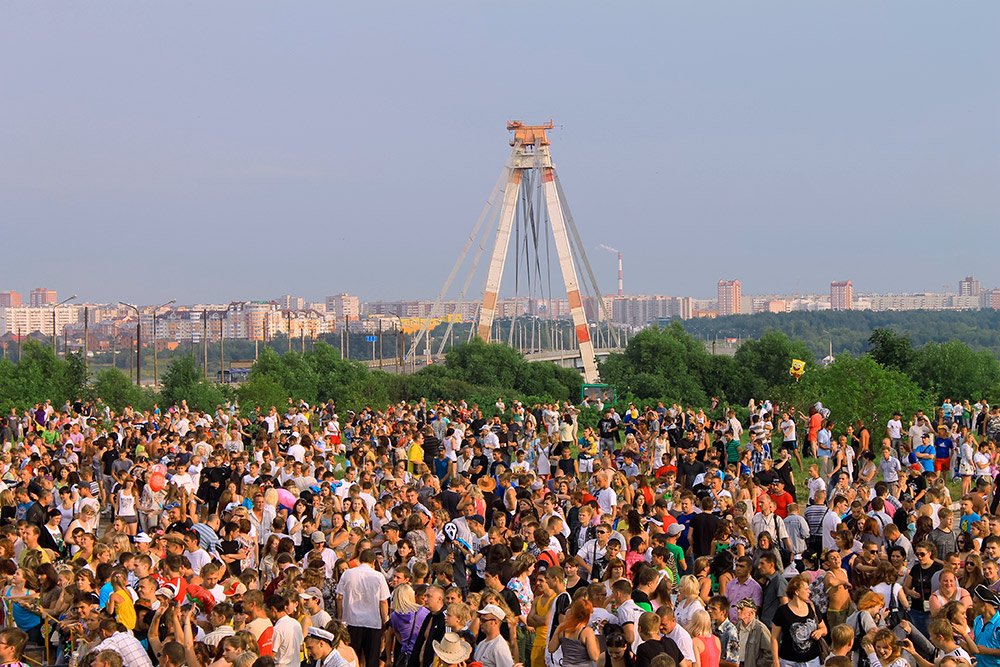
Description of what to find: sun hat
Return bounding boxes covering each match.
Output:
[432,633,472,665]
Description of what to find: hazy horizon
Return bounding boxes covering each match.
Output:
[3,3,998,306]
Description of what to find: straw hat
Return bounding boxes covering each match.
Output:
[432,633,472,665]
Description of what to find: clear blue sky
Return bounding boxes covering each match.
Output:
[2,3,998,305]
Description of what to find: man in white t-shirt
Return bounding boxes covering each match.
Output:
[887,412,904,460]
[595,472,617,517]
[822,495,848,550]
[661,607,696,664]
[286,437,306,463]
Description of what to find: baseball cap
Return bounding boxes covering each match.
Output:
[311,531,326,543]
[667,523,684,536]
[223,579,247,597]
[299,587,324,601]
[468,514,486,525]
[736,598,758,610]
[478,604,506,620]
[134,532,153,544]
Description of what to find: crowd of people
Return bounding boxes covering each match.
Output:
[1,395,1000,667]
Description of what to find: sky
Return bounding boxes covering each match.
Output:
[2,3,998,305]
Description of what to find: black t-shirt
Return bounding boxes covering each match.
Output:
[907,475,927,501]
[218,538,243,576]
[598,418,618,439]
[470,454,489,480]
[754,469,778,487]
[636,638,683,667]
[166,518,194,534]
[558,457,577,476]
[677,459,705,488]
[101,448,118,475]
[689,512,720,557]
[774,603,821,662]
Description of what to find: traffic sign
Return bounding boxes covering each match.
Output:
[365,335,377,342]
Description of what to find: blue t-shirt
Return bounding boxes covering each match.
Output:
[961,512,982,533]
[676,512,695,551]
[974,612,1000,667]
[942,403,953,418]
[935,437,954,460]
[916,444,936,472]
[817,429,832,458]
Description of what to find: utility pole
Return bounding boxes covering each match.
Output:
[53,295,77,356]
[344,315,349,360]
[202,310,208,380]
[119,301,139,385]
[220,315,225,384]
[287,312,292,352]
[83,307,89,375]
[112,325,117,369]
[378,319,383,369]
[152,299,176,387]
[17,326,21,362]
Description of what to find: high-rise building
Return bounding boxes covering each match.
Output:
[325,293,360,321]
[830,280,854,310]
[0,291,21,307]
[988,289,1000,311]
[29,288,57,307]
[960,276,981,297]
[717,280,742,316]
[278,295,305,311]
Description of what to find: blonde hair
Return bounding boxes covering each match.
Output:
[678,575,700,601]
[685,609,711,638]
[391,583,420,614]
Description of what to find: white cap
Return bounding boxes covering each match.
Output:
[478,604,506,620]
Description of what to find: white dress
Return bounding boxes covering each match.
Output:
[537,443,551,476]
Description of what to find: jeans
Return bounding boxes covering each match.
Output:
[780,659,820,667]
[909,609,931,638]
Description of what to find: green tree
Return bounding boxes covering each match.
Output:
[774,354,928,433]
[910,340,1000,400]
[867,328,916,374]
[237,374,291,412]
[160,355,201,406]
[733,330,814,392]
[599,324,709,405]
[445,339,524,389]
[93,367,146,413]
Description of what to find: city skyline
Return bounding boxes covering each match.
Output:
[3,3,998,303]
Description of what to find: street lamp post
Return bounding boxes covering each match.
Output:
[152,299,176,387]
[120,302,141,385]
[52,295,78,356]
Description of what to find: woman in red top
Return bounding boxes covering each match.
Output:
[800,407,822,457]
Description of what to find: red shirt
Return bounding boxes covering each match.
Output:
[768,491,794,518]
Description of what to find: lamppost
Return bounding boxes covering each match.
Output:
[152,299,176,387]
[52,295,77,356]
[119,302,141,385]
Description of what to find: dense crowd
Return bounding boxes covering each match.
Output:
[1,395,1000,667]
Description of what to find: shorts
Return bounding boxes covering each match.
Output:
[120,515,138,525]
[934,457,951,472]
[578,456,594,473]
[782,440,797,451]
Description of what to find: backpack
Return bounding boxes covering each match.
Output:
[809,574,829,615]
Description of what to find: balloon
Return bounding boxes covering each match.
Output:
[276,488,296,510]
[789,359,806,381]
[151,464,167,475]
[149,472,166,493]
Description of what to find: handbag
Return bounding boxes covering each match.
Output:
[885,583,907,627]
